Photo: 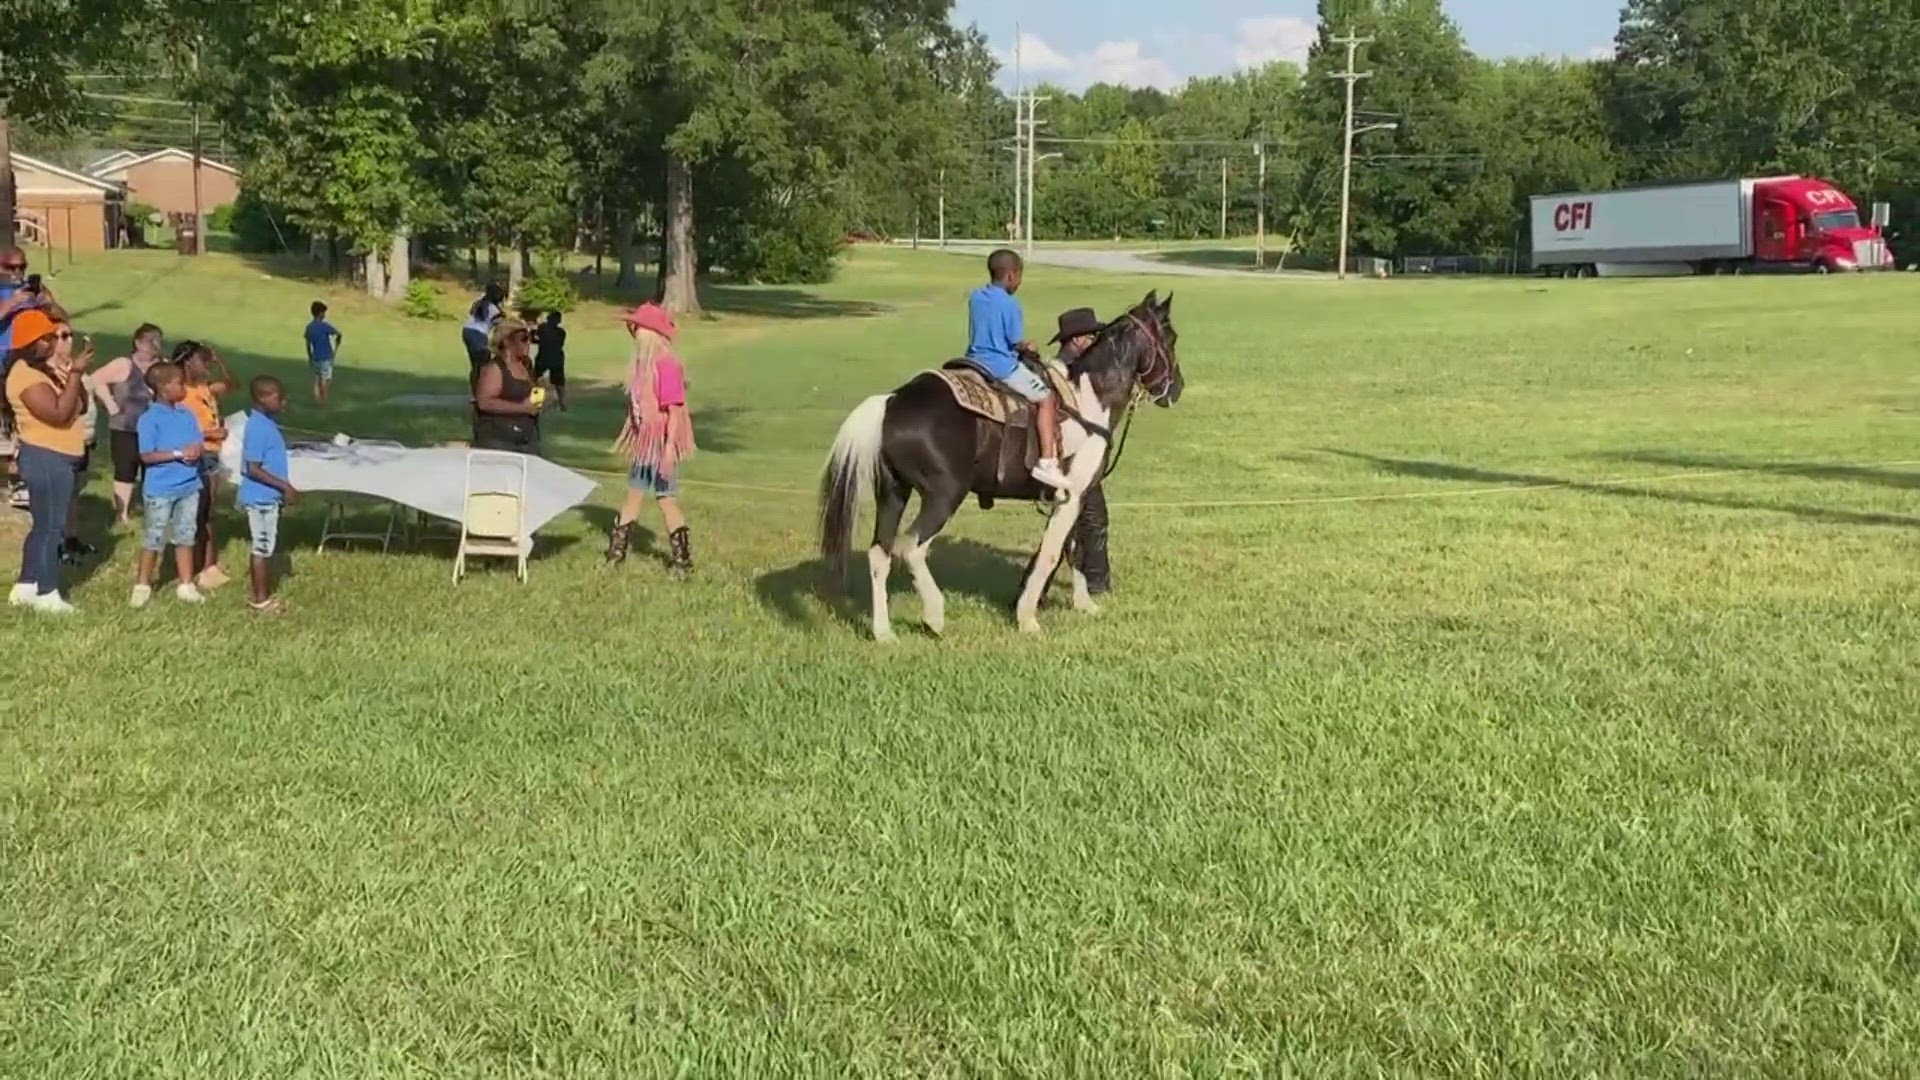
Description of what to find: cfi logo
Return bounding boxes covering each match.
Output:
[1554,202,1595,231]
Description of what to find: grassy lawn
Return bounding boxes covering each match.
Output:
[4,248,1918,1076]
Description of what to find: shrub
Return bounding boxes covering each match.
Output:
[228,189,298,253]
[400,279,444,320]
[207,202,236,232]
[517,270,579,315]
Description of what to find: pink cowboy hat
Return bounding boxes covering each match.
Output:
[622,302,677,341]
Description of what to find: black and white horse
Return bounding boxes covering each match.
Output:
[820,291,1184,639]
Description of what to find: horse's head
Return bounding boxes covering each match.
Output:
[1081,289,1182,409]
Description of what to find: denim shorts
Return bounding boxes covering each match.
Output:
[245,503,281,558]
[997,364,1051,404]
[627,461,678,498]
[310,358,335,380]
[142,492,200,551]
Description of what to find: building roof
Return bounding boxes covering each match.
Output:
[85,149,142,174]
[10,152,124,195]
[91,147,241,179]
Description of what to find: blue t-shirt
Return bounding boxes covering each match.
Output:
[965,284,1024,380]
[136,402,205,499]
[304,318,340,362]
[0,282,24,352]
[238,410,290,507]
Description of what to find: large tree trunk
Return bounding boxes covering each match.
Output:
[363,248,388,298]
[507,238,527,303]
[387,228,411,300]
[660,153,702,316]
[614,210,639,289]
[0,111,15,251]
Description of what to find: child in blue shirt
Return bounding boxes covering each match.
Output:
[238,375,298,614]
[132,362,206,607]
[304,300,342,407]
[965,249,1068,490]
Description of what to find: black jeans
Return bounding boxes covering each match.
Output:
[1072,481,1111,595]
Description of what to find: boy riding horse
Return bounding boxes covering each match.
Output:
[966,250,1072,492]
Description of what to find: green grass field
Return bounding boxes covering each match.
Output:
[4,248,1918,1076]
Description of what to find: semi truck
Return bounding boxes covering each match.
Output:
[1530,177,1894,277]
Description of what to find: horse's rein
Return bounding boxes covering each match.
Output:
[1122,313,1176,402]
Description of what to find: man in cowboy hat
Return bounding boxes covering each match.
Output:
[1050,307,1103,364]
[1051,307,1114,597]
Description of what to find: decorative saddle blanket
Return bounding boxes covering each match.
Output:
[928,359,1080,425]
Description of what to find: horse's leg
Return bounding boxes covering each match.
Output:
[1070,564,1101,616]
[899,482,967,637]
[1016,427,1109,633]
[868,475,909,644]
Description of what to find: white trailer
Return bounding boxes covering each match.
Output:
[1530,180,1762,278]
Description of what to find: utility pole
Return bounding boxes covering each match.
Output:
[1219,158,1229,240]
[937,168,946,248]
[1332,28,1374,281]
[1022,92,1049,255]
[1255,141,1267,269]
[190,42,206,256]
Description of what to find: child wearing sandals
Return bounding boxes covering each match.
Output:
[605,303,696,574]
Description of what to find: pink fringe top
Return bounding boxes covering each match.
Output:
[614,351,696,477]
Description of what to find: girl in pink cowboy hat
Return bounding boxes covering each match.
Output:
[607,302,696,573]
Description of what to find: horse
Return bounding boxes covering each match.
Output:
[819,290,1184,640]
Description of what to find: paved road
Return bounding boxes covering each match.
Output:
[918,242,1336,281]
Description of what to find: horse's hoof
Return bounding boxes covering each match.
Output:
[1018,618,1043,635]
[924,616,945,637]
[1075,600,1102,617]
[874,627,899,644]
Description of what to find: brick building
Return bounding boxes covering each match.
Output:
[90,148,241,217]
[10,152,123,254]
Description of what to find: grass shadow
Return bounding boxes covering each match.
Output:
[1323,449,1920,530]
[755,536,1042,634]
[1149,248,1269,272]
[1611,452,1920,492]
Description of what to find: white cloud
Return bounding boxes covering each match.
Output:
[1233,16,1316,69]
[995,32,1183,90]
[1585,43,1616,61]
[1083,40,1182,89]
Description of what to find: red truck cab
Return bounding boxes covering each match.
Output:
[1752,178,1894,272]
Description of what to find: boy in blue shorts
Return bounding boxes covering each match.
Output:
[239,375,299,614]
[966,249,1069,490]
[304,300,342,406]
[131,363,206,608]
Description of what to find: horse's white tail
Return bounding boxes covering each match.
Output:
[819,394,892,585]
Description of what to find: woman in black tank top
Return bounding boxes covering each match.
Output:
[471,321,543,455]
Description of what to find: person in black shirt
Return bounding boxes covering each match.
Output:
[1051,307,1113,597]
[533,310,568,411]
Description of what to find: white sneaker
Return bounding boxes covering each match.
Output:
[9,583,37,607]
[30,592,77,616]
[130,583,154,609]
[175,583,207,605]
[1030,458,1072,491]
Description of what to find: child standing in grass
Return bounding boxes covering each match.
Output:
[304,301,341,406]
[131,363,206,608]
[176,341,234,591]
[238,375,297,614]
[606,303,695,574]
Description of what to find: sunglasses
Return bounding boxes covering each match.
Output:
[1,263,26,272]
[52,331,74,341]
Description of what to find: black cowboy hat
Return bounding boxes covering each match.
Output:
[1048,307,1105,343]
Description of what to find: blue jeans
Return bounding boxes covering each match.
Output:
[142,491,200,551]
[245,504,281,558]
[16,442,79,595]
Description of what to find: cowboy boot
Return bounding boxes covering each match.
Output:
[668,527,693,575]
[605,520,635,566]
[1075,482,1113,595]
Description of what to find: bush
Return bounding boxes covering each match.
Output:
[127,201,162,226]
[228,188,297,253]
[517,270,579,315]
[705,196,845,285]
[207,202,236,232]
[400,279,444,320]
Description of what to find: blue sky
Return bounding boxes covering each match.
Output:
[952,0,1622,90]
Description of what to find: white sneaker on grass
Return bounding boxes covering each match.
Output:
[30,592,76,616]
[9,583,37,607]
[175,583,207,605]
[130,583,153,609]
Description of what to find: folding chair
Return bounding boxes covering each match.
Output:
[453,450,530,583]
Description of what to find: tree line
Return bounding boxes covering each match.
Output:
[9,0,1919,301]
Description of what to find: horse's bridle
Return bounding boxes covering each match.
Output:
[1123,313,1178,403]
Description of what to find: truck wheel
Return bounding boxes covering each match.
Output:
[1575,264,1596,279]
[1812,261,1831,275]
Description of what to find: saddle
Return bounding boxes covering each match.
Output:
[929,358,1082,503]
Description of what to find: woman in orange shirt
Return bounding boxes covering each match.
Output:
[174,340,234,590]
[5,311,94,613]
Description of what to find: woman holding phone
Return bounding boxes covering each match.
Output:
[4,310,94,614]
